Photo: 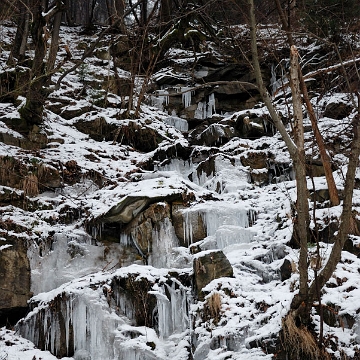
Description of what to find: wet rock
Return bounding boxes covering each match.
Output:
[324,102,353,120]
[61,103,92,120]
[195,155,216,179]
[280,259,293,281]
[318,221,338,243]
[343,238,360,257]
[306,160,326,177]
[193,250,233,300]
[0,238,31,326]
[310,188,330,203]
[74,117,117,141]
[317,303,355,329]
[240,151,267,169]
[0,155,60,194]
[249,168,269,185]
[123,202,173,259]
[101,196,151,224]
[152,142,192,163]
[235,113,275,139]
[190,122,235,146]
[62,160,82,185]
[172,203,207,246]
[255,244,287,264]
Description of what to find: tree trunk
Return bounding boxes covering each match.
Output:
[47,1,63,74]
[308,101,360,301]
[8,0,30,64]
[19,0,47,127]
[289,45,309,317]
[159,0,171,30]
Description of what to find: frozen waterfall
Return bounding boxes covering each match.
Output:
[182,202,256,248]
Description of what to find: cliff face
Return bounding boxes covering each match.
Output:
[1,21,360,360]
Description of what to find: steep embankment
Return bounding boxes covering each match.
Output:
[1,22,360,360]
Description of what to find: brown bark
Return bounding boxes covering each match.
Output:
[8,0,30,64]
[46,1,63,74]
[159,0,172,29]
[19,0,47,126]
[289,45,309,309]
[299,72,340,206]
[248,0,297,157]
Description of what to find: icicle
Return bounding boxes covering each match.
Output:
[208,93,216,117]
[181,87,193,108]
[151,89,169,110]
[148,218,179,268]
[165,282,189,333]
[183,211,193,246]
[120,233,131,246]
[194,101,206,119]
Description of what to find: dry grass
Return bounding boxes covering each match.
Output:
[0,156,13,184]
[281,314,330,360]
[206,292,222,324]
[22,173,39,197]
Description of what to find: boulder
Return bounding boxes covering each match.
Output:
[124,202,172,257]
[193,123,235,146]
[102,195,151,224]
[235,113,275,139]
[280,259,293,281]
[193,250,233,300]
[172,203,207,246]
[323,102,353,120]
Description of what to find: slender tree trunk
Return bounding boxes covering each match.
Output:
[299,74,340,205]
[8,0,30,64]
[159,0,171,30]
[47,1,63,74]
[289,45,309,316]
[19,0,47,126]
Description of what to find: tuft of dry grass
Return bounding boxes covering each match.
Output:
[206,292,222,324]
[281,314,330,360]
[22,173,39,197]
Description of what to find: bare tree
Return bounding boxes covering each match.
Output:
[248,0,360,355]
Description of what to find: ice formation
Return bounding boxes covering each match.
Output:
[17,269,192,360]
[181,87,193,108]
[182,202,256,248]
[194,93,216,119]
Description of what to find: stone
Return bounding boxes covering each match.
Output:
[125,202,172,256]
[193,123,235,146]
[74,117,117,141]
[280,259,292,281]
[193,250,233,300]
[172,203,207,246]
[323,102,353,120]
[240,151,268,169]
[0,238,31,326]
[102,196,150,224]
[235,114,273,139]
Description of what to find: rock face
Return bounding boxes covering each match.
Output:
[122,202,179,266]
[193,250,233,300]
[172,203,207,246]
[0,240,31,326]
